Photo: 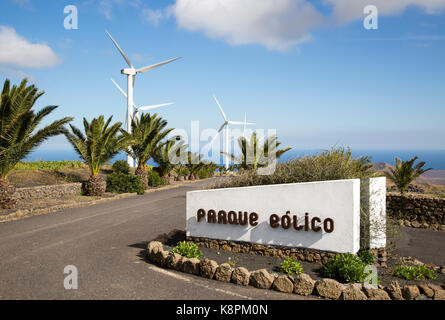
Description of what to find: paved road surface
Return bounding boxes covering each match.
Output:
[0,179,313,300]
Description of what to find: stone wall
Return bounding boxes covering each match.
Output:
[15,183,82,202]
[386,193,445,230]
[187,236,387,266]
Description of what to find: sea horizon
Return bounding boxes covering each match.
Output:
[24,148,445,170]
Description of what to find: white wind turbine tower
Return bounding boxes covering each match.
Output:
[210,95,255,171]
[106,30,181,167]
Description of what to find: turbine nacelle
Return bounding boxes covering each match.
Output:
[121,68,136,76]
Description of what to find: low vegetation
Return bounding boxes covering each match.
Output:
[392,265,436,281]
[213,147,377,189]
[170,241,203,259]
[111,160,130,175]
[320,253,374,284]
[279,257,303,275]
[14,160,84,170]
[106,172,144,195]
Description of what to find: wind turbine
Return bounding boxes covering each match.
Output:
[210,95,255,170]
[110,78,173,120]
[106,30,181,167]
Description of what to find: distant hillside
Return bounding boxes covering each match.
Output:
[372,162,445,186]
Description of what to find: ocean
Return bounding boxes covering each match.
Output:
[24,149,445,170]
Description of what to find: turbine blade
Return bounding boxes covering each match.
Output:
[106,30,133,68]
[110,78,127,98]
[137,103,174,111]
[208,123,226,146]
[213,95,227,122]
[136,57,182,74]
[228,121,255,125]
[217,123,226,133]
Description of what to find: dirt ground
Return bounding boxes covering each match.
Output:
[155,228,445,288]
[8,167,112,188]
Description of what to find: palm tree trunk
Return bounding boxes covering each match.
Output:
[0,177,17,209]
[135,165,148,189]
[82,174,106,196]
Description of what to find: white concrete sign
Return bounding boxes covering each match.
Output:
[186,179,371,254]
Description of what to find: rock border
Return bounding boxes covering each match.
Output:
[146,241,445,301]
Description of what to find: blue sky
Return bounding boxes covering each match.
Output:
[0,0,444,155]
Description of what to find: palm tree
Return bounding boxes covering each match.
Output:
[121,113,173,188]
[65,116,125,196]
[222,133,291,171]
[385,156,432,194]
[0,79,73,209]
[152,138,187,183]
[185,152,205,180]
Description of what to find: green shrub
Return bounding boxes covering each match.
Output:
[279,257,304,275]
[175,166,190,177]
[213,146,377,189]
[392,265,436,281]
[170,241,203,259]
[106,172,144,195]
[321,253,372,283]
[147,168,165,187]
[112,160,130,174]
[357,249,375,265]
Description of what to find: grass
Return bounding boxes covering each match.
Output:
[15,160,84,170]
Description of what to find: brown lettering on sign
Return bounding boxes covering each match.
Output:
[197,209,206,222]
[249,212,259,226]
[218,210,227,224]
[311,217,322,232]
[195,209,335,234]
[293,215,303,230]
[238,211,248,225]
[281,212,291,229]
[270,214,280,228]
[228,211,238,225]
[304,213,309,232]
[207,209,216,224]
[324,218,334,233]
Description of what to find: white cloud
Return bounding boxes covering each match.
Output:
[96,0,141,20]
[168,0,445,51]
[170,0,323,51]
[0,26,60,68]
[325,0,445,24]
[10,0,31,8]
[142,8,164,27]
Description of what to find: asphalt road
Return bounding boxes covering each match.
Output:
[0,179,313,300]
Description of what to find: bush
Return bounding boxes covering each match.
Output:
[357,249,375,265]
[279,257,304,275]
[147,168,165,187]
[392,265,436,281]
[106,172,144,195]
[175,166,190,177]
[170,241,203,259]
[112,160,130,174]
[213,146,377,189]
[320,253,372,283]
